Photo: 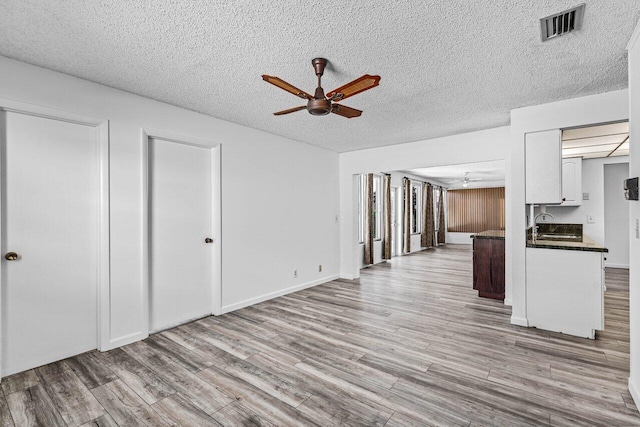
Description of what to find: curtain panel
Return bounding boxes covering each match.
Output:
[403,178,411,253]
[421,182,435,248]
[363,173,374,265]
[437,186,446,244]
[382,174,392,260]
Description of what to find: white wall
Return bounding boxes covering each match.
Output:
[340,126,510,279]
[446,233,474,244]
[507,90,629,326]
[627,22,640,411]
[604,162,630,268]
[0,56,340,349]
[537,157,629,267]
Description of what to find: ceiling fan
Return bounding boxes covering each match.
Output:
[262,58,380,118]
[459,172,483,188]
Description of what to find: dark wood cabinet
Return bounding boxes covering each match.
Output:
[473,236,505,300]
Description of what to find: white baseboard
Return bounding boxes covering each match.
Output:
[221,274,340,314]
[630,378,640,412]
[340,273,357,280]
[104,331,148,351]
[511,315,529,327]
[605,263,629,269]
[504,297,513,306]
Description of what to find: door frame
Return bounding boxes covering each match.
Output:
[0,98,111,376]
[141,128,222,338]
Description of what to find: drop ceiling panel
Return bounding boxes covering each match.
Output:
[609,149,630,157]
[563,143,620,157]
[561,134,628,149]
[579,151,617,159]
[562,122,629,141]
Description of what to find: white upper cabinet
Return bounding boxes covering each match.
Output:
[525,129,562,204]
[561,157,582,206]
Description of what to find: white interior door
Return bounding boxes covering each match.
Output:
[1,111,99,376]
[149,137,213,332]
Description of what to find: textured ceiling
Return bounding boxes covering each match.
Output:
[0,1,638,152]
[404,160,506,189]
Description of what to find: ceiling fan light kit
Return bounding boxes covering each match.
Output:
[262,58,380,118]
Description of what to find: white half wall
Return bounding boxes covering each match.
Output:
[447,233,474,244]
[508,90,629,327]
[627,22,640,412]
[339,126,510,279]
[0,56,340,349]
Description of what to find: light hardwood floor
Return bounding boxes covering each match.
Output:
[1,244,638,426]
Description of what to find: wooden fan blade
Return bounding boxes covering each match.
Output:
[327,74,380,101]
[331,104,362,118]
[274,106,307,116]
[262,75,313,100]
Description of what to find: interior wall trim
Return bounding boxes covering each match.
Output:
[629,378,640,412]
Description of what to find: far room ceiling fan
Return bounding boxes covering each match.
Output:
[262,58,380,118]
[459,172,483,188]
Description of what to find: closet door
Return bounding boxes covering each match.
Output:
[148,137,213,332]
[2,111,99,376]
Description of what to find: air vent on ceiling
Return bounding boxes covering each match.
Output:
[540,4,585,42]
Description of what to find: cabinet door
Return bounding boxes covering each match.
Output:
[525,129,562,204]
[561,157,582,206]
[490,239,505,299]
[473,239,491,292]
[472,239,505,300]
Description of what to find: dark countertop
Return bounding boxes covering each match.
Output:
[471,230,505,240]
[526,234,608,253]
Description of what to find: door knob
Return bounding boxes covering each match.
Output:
[204,238,214,243]
[4,252,18,261]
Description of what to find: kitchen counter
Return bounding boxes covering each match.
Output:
[471,230,505,240]
[526,234,608,252]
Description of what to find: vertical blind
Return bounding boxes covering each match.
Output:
[447,187,505,232]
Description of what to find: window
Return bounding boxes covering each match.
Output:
[373,175,382,240]
[411,182,422,234]
[358,174,383,242]
[434,187,440,232]
[447,187,505,232]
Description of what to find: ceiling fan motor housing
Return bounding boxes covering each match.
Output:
[307,98,332,116]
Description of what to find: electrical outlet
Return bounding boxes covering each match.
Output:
[293,270,298,278]
[587,215,596,224]
[583,192,589,200]
[319,265,322,272]
[636,218,639,239]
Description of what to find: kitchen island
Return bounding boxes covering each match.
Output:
[526,227,607,339]
[471,230,505,300]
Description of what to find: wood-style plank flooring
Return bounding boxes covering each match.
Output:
[1,245,638,426]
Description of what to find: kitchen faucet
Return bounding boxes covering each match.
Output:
[533,212,555,242]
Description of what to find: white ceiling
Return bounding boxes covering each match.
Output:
[0,1,638,152]
[403,160,506,189]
